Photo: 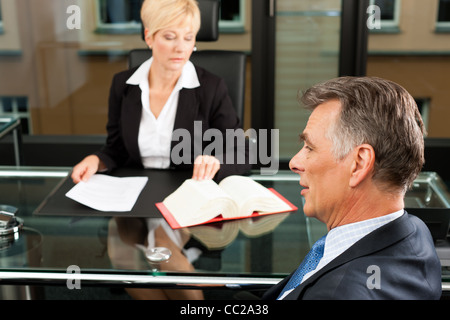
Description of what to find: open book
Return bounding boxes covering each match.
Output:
[156,175,297,229]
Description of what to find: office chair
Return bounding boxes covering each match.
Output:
[128,0,246,123]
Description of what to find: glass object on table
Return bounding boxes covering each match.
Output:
[144,247,172,263]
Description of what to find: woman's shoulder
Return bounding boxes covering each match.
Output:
[112,67,138,82]
[108,67,140,94]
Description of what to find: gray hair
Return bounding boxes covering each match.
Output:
[300,76,425,193]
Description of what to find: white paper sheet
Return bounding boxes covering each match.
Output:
[65,174,148,212]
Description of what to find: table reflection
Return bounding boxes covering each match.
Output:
[108,217,203,300]
[107,212,290,300]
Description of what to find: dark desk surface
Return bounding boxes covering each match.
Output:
[34,167,193,217]
[0,166,449,297]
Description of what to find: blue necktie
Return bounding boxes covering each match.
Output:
[278,235,327,299]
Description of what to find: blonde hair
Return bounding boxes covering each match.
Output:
[141,0,201,38]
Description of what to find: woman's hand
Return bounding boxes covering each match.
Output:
[192,155,220,180]
[71,155,104,184]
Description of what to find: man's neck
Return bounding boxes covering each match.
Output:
[327,186,404,230]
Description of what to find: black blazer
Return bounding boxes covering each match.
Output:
[95,64,251,182]
[263,212,442,300]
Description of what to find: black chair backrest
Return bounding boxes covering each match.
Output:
[128,49,246,122]
[196,0,219,42]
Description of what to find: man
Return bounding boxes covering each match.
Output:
[264,76,442,300]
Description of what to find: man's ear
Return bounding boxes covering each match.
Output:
[349,144,375,188]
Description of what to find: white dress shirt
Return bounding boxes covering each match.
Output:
[125,57,200,169]
[279,209,404,299]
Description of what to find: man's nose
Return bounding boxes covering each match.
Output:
[289,149,304,173]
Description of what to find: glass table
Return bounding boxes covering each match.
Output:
[0,166,449,299]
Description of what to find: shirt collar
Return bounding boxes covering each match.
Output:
[321,209,404,264]
[126,57,200,90]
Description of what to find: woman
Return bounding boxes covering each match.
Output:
[72,0,249,184]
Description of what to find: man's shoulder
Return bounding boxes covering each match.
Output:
[302,213,441,299]
[319,213,441,299]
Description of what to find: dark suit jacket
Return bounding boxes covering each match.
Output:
[94,64,251,182]
[263,212,442,300]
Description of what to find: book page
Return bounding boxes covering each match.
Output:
[218,176,292,216]
[65,174,148,212]
[162,179,237,227]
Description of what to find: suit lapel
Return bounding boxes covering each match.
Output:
[170,88,200,165]
[173,88,199,132]
[173,65,203,134]
[121,85,142,162]
[285,212,414,299]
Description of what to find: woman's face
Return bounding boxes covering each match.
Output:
[145,17,197,74]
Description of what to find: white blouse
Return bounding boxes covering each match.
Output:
[125,58,200,168]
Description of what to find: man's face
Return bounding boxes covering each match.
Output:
[289,100,353,227]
